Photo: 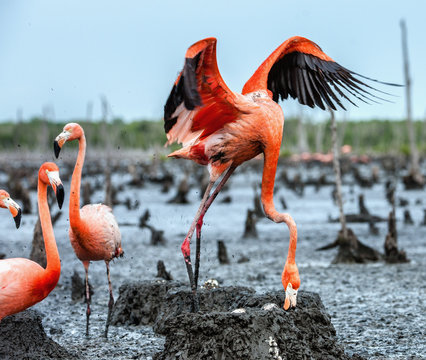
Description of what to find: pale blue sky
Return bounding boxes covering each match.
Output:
[0,1,425,122]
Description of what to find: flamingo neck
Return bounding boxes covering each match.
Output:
[38,178,61,277]
[261,148,297,263]
[242,39,291,95]
[69,133,86,229]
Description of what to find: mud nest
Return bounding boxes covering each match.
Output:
[0,310,78,360]
[111,280,363,360]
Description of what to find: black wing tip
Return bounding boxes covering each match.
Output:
[268,51,401,111]
[163,52,204,135]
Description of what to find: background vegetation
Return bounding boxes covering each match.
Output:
[0,117,424,155]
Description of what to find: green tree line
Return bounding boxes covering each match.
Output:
[0,117,424,155]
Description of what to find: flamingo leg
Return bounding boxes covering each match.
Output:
[83,261,91,337]
[104,260,114,338]
[193,166,236,290]
[181,180,215,312]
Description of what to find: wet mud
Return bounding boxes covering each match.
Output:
[0,310,78,360]
[0,153,425,359]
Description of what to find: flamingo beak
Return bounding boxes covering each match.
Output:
[54,130,71,158]
[53,140,61,158]
[56,184,64,209]
[4,197,22,229]
[284,283,298,310]
[47,171,64,209]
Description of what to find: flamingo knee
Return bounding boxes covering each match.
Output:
[181,238,191,260]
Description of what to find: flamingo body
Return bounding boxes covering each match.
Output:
[0,258,59,319]
[170,91,283,180]
[69,204,122,262]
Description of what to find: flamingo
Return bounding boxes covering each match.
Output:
[53,122,123,338]
[0,190,21,229]
[164,36,396,311]
[0,162,64,320]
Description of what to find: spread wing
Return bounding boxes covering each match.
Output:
[242,36,400,110]
[164,37,241,146]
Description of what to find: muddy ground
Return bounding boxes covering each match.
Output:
[0,151,425,359]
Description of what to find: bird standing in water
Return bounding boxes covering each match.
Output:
[164,36,396,310]
[54,123,123,337]
[0,162,64,320]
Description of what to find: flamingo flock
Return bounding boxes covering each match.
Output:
[0,36,396,341]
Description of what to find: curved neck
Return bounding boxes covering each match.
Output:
[261,148,297,263]
[38,179,60,275]
[69,134,86,227]
[242,39,291,95]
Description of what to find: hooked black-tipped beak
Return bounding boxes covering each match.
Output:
[56,184,64,209]
[54,140,61,158]
[13,208,22,229]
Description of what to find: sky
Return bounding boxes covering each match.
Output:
[0,1,425,123]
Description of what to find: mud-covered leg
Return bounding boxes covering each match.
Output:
[182,180,215,312]
[194,166,236,290]
[104,260,114,338]
[194,215,204,290]
[83,261,91,337]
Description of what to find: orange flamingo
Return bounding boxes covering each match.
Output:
[54,122,123,338]
[0,190,21,229]
[0,162,64,320]
[164,36,396,310]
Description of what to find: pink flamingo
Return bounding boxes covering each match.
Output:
[164,36,396,310]
[54,122,123,338]
[0,162,64,320]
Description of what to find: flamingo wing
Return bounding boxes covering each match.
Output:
[164,37,241,146]
[242,36,399,110]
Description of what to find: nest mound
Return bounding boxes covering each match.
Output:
[0,310,78,360]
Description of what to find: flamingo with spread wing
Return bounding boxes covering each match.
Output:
[164,36,397,311]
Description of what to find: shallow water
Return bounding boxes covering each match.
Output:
[1,160,425,359]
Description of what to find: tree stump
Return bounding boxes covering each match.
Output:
[82,180,92,206]
[384,211,409,263]
[421,209,426,226]
[358,194,370,216]
[71,269,94,302]
[218,240,230,264]
[403,209,414,225]
[317,228,381,264]
[168,177,190,204]
[139,210,167,246]
[243,209,258,239]
[156,260,173,281]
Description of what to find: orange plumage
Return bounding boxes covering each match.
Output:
[0,163,63,320]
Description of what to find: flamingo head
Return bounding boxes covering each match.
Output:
[39,162,65,209]
[281,261,300,310]
[54,122,83,158]
[0,190,22,228]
